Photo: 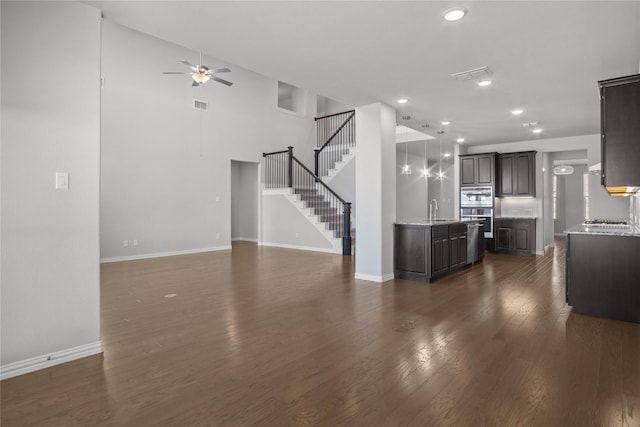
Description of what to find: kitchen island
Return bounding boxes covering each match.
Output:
[565,223,640,323]
[394,220,484,283]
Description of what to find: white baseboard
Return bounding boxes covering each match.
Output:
[0,341,103,380]
[355,272,395,283]
[232,237,259,242]
[100,246,232,263]
[259,241,341,254]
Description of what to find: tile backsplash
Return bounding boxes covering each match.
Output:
[496,197,540,218]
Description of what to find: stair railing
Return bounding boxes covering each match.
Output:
[314,110,355,178]
[263,146,352,255]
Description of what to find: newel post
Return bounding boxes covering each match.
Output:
[287,146,294,188]
[342,202,352,256]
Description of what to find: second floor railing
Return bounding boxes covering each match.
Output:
[314,110,355,178]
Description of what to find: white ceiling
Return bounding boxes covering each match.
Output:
[86,1,640,146]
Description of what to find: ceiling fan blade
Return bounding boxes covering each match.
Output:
[212,76,233,86]
[192,80,200,87]
[180,60,197,71]
[162,71,189,74]
[211,68,230,74]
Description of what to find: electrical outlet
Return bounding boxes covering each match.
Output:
[133,239,138,246]
[216,233,220,239]
[123,240,129,247]
[295,232,300,238]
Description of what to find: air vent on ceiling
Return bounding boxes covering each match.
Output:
[193,99,208,111]
[451,66,492,81]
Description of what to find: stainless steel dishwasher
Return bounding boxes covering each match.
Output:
[467,222,482,263]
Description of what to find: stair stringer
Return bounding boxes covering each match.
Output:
[322,147,356,183]
[261,188,342,254]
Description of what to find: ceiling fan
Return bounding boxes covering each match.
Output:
[163,52,233,87]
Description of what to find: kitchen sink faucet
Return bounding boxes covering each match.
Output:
[429,199,439,221]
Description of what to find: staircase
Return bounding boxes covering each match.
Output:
[293,187,346,238]
[262,110,356,255]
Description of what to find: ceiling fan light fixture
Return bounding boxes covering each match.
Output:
[192,72,210,84]
[511,109,524,115]
[444,7,467,21]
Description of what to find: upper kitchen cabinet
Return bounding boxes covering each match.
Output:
[459,153,497,187]
[497,151,536,197]
[598,74,640,195]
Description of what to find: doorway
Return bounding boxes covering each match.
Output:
[230,161,260,243]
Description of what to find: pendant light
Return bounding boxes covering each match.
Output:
[401,126,412,175]
[422,139,429,177]
[437,131,445,180]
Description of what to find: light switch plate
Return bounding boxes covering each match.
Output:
[55,172,69,190]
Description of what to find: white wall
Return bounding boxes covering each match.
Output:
[396,151,429,220]
[555,165,588,232]
[396,140,456,221]
[316,96,351,117]
[261,191,336,251]
[231,161,259,241]
[100,20,318,260]
[355,103,396,282]
[1,1,102,372]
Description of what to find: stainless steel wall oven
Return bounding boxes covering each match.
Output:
[460,186,494,238]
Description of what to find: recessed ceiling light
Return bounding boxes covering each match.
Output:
[532,128,542,134]
[443,153,452,158]
[441,121,451,126]
[397,98,408,104]
[511,109,524,115]
[477,80,493,87]
[456,138,465,143]
[444,7,467,21]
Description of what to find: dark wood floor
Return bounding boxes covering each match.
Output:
[2,239,640,426]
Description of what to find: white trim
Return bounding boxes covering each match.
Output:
[232,237,259,242]
[323,147,356,183]
[1,341,103,380]
[100,246,231,263]
[354,272,395,283]
[259,241,341,254]
[262,187,292,195]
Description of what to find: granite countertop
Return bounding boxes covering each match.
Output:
[396,219,484,226]
[564,223,640,237]
[495,216,538,220]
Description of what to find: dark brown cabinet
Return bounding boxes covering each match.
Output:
[497,151,536,197]
[598,74,640,194]
[493,218,536,255]
[566,233,640,323]
[448,223,468,268]
[394,222,476,282]
[431,226,449,277]
[459,153,497,186]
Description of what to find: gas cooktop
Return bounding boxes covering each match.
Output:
[583,219,628,225]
